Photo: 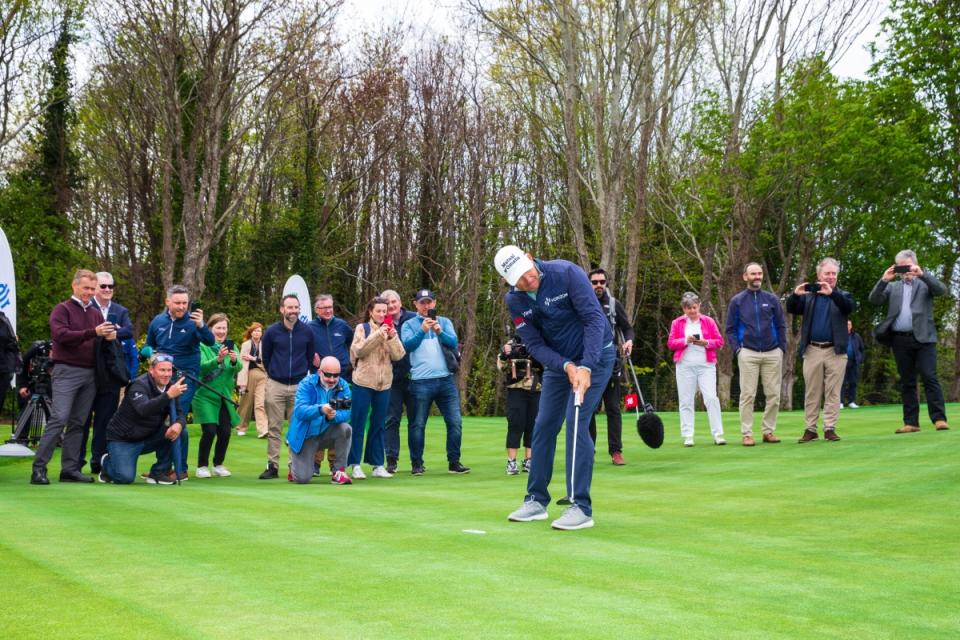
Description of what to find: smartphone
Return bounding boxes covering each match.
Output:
[384,313,394,327]
[893,265,911,274]
[692,333,700,340]
[804,282,822,292]
[107,313,118,325]
[224,339,235,351]
[190,301,203,312]
[427,309,437,320]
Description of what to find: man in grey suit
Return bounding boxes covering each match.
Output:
[869,250,949,433]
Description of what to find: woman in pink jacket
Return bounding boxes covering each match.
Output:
[667,292,726,446]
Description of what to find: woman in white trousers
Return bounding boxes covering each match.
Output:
[667,292,726,446]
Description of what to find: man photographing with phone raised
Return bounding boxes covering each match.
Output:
[870,249,949,434]
[144,284,216,480]
[495,246,614,531]
[786,258,854,443]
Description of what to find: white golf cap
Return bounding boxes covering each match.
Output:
[494,245,535,286]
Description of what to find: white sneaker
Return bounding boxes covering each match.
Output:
[351,464,366,480]
[714,436,727,446]
[848,402,859,409]
[195,466,212,478]
[212,465,231,477]
[839,403,844,409]
[683,437,695,447]
[371,465,393,478]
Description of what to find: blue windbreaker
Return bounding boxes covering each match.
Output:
[725,288,787,353]
[286,375,352,454]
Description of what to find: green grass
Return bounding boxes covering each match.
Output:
[2,404,958,639]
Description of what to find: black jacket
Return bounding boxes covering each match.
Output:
[0,310,18,375]
[107,373,182,443]
[95,336,131,390]
[785,288,855,356]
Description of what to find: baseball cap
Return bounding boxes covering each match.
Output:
[494,245,535,286]
[414,289,435,301]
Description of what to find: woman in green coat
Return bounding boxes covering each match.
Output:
[194,313,242,478]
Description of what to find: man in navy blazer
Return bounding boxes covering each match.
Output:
[869,250,949,433]
[82,271,135,474]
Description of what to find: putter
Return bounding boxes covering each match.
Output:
[569,387,583,508]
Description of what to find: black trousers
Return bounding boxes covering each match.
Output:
[0,372,12,422]
[891,334,946,426]
[81,385,121,473]
[589,374,623,455]
[841,361,860,404]
[505,387,538,450]
[198,401,232,467]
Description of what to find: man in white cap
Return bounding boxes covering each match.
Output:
[494,245,615,530]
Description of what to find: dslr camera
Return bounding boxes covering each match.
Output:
[328,395,352,411]
[501,336,529,360]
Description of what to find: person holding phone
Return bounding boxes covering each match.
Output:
[869,250,949,433]
[193,313,242,477]
[144,284,216,480]
[81,271,135,476]
[399,289,470,476]
[667,292,726,447]
[786,258,855,443]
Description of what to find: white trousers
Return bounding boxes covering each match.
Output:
[675,361,724,438]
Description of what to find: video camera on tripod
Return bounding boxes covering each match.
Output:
[8,340,53,447]
[22,340,53,398]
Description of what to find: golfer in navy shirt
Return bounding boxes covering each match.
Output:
[495,245,615,530]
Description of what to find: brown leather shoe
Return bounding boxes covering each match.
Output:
[762,432,781,443]
[895,425,920,433]
[742,435,755,447]
[798,429,818,443]
[611,452,626,465]
[824,429,841,441]
[935,421,949,431]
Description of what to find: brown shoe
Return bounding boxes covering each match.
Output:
[895,425,920,434]
[742,435,755,447]
[824,429,841,441]
[798,429,819,443]
[611,452,626,466]
[935,421,950,431]
[762,433,781,443]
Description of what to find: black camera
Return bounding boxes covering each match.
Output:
[22,340,53,397]
[329,395,352,410]
[503,337,529,360]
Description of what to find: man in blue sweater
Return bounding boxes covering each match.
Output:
[145,284,216,477]
[400,289,470,476]
[495,245,615,531]
[725,262,787,446]
[259,294,316,479]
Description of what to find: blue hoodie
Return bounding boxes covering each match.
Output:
[504,259,613,373]
[725,288,787,353]
[145,311,216,374]
[286,375,352,454]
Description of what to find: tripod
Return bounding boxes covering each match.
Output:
[8,393,49,447]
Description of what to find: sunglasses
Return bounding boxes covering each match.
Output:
[321,371,340,379]
[99,284,115,290]
[590,280,606,285]
[151,353,175,364]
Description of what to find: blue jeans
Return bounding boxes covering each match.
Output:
[384,376,414,461]
[524,347,615,517]
[348,385,390,467]
[408,375,462,465]
[103,432,174,484]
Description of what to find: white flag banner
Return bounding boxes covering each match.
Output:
[0,227,15,389]
[282,274,312,324]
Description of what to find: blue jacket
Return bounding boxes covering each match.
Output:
[505,259,613,373]
[725,288,787,353]
[145,311,216,373]
[785,288,855,356]
[99,300,134,341]
[401,314,458,380]
[390,308,418,379]
[261,320,315,385]
[308,316,353,374]
[286,375,352,454]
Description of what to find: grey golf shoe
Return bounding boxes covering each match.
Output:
[508,500,548,522]
[551,505,594,530]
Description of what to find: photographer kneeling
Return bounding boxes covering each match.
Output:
[99,353,187,485]
[286,356,353,485]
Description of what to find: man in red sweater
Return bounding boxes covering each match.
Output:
[30,270,118,485]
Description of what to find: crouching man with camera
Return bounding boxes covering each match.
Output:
[99,353,187,484]
[286,356,354,485]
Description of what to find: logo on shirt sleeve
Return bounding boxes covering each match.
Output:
[512,316,525,328]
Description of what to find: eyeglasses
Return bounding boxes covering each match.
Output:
[151,354,175,364]
[590,280,606,285]
[99,284,115,290]
[321,371,339,379]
